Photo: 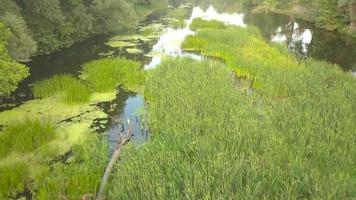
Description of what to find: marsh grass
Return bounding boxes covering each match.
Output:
[81,58,144,93]
[36,135,108,199]
[0,161,29,198]
[190,18,227,30]
[0,118,56,158]
[108,20,356,198]
[32,75,93,104]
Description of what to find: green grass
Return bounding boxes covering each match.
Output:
[108,20,356,198]
[0,161,29,198]
[81,58,144,93]
[35,135,108,200]
[32,75,93,104]
[190,18,227,30]
[0,118,56,158]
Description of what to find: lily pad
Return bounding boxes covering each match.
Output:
[105,41,136,48]
[109,34,143,41]
[98,51,115,57]
[126,48,144,54]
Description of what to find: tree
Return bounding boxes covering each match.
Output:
[0,0,37,61]
[89,0,138,33]
[350,0,356,30]
[0,22,29,96]
[0,13,37,61]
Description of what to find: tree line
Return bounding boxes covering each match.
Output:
[0,0,140,60]
[0,0,161,96]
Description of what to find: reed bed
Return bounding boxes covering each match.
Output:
[81,58,144,93]
[108,19,356,199]
[0,118,56,158]
[32,75,92,104]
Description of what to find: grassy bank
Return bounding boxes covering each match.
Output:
[0,57,144,199]
[108,19,356,198]
[32,58,144,104]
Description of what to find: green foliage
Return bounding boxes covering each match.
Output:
[0,118,56,158]
[0,161,29,198]
[315,0,349,30]
[183,23,300,95]
[248,0,355,34]
[0,0,140,55]
[0,22,29,97]
[36,135,108,199]
[190,18,227,30]
[81,58,144,92]
[0,0,37,61]
[165,5,191,20]
[109,20,356,198]
[32,75,93,104]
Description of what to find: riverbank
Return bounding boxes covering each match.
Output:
[0,57,145,199]
[251,3,356,37]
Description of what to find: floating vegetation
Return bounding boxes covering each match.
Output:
[98,51,115,57]
[0,90,113,198]
[126,48,144,54]
[105,41,137,48]
[109,35,142,42]
[139,23,164,38]
[81,58,145,93]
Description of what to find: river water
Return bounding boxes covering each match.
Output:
[1,3,356,148]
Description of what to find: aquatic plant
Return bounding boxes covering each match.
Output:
[35,135,108,199]
[190,18,227,30]
[0,118,56,158]
[108,20,356,198]
[105,40,136,48]
[32,74,93,104]
[0,160,29,198]
[81,58,144,93]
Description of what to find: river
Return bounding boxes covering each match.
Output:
[1,3,356,147]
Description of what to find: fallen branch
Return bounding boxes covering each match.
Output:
[96,119,133,200]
